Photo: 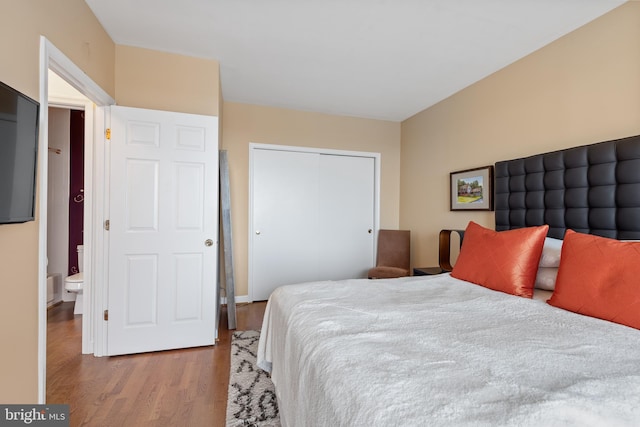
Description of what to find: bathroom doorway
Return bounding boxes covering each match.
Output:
[46,106,85,307]
[46,72,90,352]
[39,38,116,403]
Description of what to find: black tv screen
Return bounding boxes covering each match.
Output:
[0,81,40,224]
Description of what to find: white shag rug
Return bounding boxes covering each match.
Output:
[226,330,280,427]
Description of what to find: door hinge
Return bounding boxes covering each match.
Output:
[105,128,111,140]
[104,310,109,321]
[104,220,110,231]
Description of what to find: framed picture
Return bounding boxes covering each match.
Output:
[450,165,494,211]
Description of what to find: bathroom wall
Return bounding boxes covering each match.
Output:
[68,110,84,275]
[47,108,70,293]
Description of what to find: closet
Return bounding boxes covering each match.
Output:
[249,145,378,301]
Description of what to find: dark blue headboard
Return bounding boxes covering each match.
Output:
[495,134,640,240]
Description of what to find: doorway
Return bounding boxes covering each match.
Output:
[38,37,115,403]
[46,106,85,309]
[46,70,94,350]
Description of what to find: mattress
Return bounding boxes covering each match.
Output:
[257,274,640,426]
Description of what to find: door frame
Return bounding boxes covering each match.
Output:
[248,143,381,302]
[38,37,115,402]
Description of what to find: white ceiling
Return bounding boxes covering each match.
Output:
[85,0,626,122]
[48,70,89,105]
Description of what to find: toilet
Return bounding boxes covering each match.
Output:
[65,245,84,315]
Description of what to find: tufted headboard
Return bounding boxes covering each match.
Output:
[494,134,640,240]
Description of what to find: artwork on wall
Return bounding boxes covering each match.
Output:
[450,165,494,211]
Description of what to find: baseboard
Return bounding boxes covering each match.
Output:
[47,300,63,310]
[221,295,251,305]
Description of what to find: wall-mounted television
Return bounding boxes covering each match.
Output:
[0,81,40,224]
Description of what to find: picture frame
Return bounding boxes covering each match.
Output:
[450,165,494,211]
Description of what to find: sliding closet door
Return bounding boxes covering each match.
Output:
[250,146,376,301]
[318,154,375,280]
[251,149,321,301]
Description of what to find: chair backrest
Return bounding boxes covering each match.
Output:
[376,229,410,269]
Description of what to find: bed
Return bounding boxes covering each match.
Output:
[257,134,640,426]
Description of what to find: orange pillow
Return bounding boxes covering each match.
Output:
[548,230,640,330]
[451,222,549,298]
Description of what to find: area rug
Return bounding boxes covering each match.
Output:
[226,330,280,427]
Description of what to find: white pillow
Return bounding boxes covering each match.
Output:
[535,267,558,291]
[538,237,563,267]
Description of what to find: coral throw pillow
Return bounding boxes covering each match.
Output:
[451,222,549,298]
[548,230,640,330]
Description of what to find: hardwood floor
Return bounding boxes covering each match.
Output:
[47,301,267,427]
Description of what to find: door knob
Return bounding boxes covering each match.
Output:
[256,230,261,235]
[205,239,213,246]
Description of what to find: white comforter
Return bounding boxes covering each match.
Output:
[257,274,640,427]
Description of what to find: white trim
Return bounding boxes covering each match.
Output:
[45,41,114,107]
[221,295,251,305]
[38,36,115,403]
[38,40,49,405]
[247,143,381,303]
[81,101,95,355]
[249,142,380,159]
[93,106,109,357]
[48,98,91,110]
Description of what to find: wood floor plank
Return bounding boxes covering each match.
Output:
[47,301,266,427]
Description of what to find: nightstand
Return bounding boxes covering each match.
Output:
[413,229,465,277]
[413,267,446,276]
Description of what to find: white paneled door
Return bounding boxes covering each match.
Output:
[250,146,377,301]
[107,106,218,356]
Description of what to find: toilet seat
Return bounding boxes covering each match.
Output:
[65,272,84,291]
[65,272,84,314]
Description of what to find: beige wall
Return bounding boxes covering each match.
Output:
[400,2,640,269]
[0,0,115,403]
[115,45,220,116]
[221,102,402,297]
[0,0,221,404]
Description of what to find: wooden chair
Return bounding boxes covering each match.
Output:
[438,229,465,271]
[412,229,465,276]
[367,229,411,279]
